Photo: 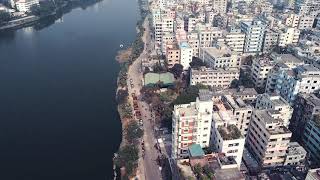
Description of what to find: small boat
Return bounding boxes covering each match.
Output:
[120,44,124,48]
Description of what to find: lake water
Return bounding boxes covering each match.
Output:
[0,0,138,179]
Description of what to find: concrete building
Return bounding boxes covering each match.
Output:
[284,142,307,166]
[250,56,274,91]
[166,43,180,68]
[197,26,223,48]
[224,27,245,53]
[305,168,320,180]
[190,67,240,89]
[15,0,39,12]
[247,109,292,167]
[209,98,245,167]
[302,115,320,166]
[275,65,320,104]
[172,98,213,158]
[295,0,320,15]
[291,93,320,142]
[212,0,227,13]
[200,45,240,69]
[262,29,279,53]
[187,32,200,57]
[240,20,266,54]
[154,16,174,50]
[265,54,304,94]
[255,93,293,127]
[277,27,300,47]
[179,42,193,70]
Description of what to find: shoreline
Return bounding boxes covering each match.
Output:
[0,0,101,31]
[113,0,148,178]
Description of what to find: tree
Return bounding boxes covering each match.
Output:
[189,57,206,68]
[170,64,184,78]
[126,121,144,143]
[116,89,128,104]
[114,145,139,177]
[172,85,200,105]
[153,62,166,73]
[230,79,240,88]
[203,165,215,178]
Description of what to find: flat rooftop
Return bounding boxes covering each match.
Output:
[202,46,232,58]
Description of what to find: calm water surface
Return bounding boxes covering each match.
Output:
[0,0,138,179]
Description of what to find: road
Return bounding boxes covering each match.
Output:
[127,15,162,180]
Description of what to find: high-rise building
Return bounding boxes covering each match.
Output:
[240,20,266,54]
[256,93,293,127]
[247,109,292,168]
[275,65,320,104]
[172,97,213,158]
[302,115,320,166]
[179,42,193,70]
[212,0,227,14]
[190,67,240,89]
[209,98,245,168]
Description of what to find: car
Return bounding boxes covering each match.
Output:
[130,79,133,83]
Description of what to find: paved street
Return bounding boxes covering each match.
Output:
[127,15,162,180]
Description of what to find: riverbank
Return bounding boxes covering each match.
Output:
[114,0,149,178]
[0,0,101,31]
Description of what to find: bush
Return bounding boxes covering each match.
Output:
[126,121,144,143]
[114,145,139,177]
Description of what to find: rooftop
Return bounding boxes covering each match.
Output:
[188,144,205,157]
[201,45,233,58]
[287,142,307,156]
[218,124,243,140]
[144,72,174,86]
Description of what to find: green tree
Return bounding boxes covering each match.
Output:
[170,64,184,78]
[116,89,128,104]
[114,145,139,177]
[193,163,203,177]
[189,57,206,68]
[126,121,144,143]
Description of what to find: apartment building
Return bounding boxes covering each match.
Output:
[240,20,266,54]
[262,29,279,53]
[190,67,239,88]
[265,54,304,93]
[15,0,39,12]
[250,57,274,90]
[179,42,193,70]
[209,98,245,167]
[187,32,200,57]
[277,27,300,47]
[154,16,174,49]
[247,109,292,168]
[161,32,175,55]
[212,0,227,14]
[291,93,320,142]
[283,142,307,166]
[275,65,320,104]
[295,0,320,15]
[305,168,320,180]
[200,45,240,69]
[197,26,223,48]
[172,98,213,158]
[166,43,180,68]
[302,115,320,166]
[255,93,293,127]
[224,27,245,53]
[220,95,253,136]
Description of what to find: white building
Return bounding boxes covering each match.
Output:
[250,57,274,90]
[190,67,239,88]
[179,42,193,70]
[277,27,300,47]
[209,98,245,168]
[15,0,39,12]
[200,44,240,69]
[275,65,320,104]
[247,109,292,167]
[240,20,266,54]
[255,93,293,127]
[284,142,307,166]
[224,27,245,53]
[212,0,227,13]
[172,98,213,158]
